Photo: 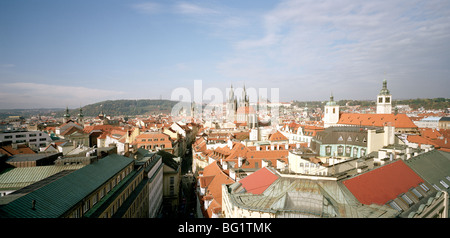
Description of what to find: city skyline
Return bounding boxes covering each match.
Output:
[1,0,450,109]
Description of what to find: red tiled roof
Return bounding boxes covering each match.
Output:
[342,160,424,205]
[0,144,36,156]
[338,113,417,128]
[268,130,288,142]
[239,167,279,195]
[407,135,440,147]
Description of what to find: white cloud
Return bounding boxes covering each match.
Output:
[218,0,450,100]
[0,82,126,109]
[131,2,162,14]
[174,2,219,16]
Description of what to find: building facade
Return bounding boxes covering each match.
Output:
[0,130,52,150]
[0,153,163,218]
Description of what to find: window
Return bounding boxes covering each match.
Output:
[83,200,90,213]
[385,97,390,103]
[345,146,351,155]
[337,146,344,155]
[100,188,105,199]
[379,97,383,103]
[432,184,442,191]
[353,147,358,157]
[154,138,158,141]
[92,194,98,205]
[325,146,331,155]
[338,136,343,141]
[439,180,449,189]
[4,135,12,139]
[15,134,26,138]
[347,136,352,142]
[419,183,429,192]
[141,139,146,142]
[411,188,423,199]
[29,134,36,137]
[388,201,403,211]
[39,138,47,141]
[401,194,413,206]
[333,108,335,113]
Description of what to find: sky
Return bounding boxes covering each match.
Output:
[0,0,449,109]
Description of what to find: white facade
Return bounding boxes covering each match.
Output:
[323,95,340,128]
[376,79,392,114]
[0,130,52,150]
[414,117,441,129]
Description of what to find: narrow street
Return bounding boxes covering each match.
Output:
[178,146,197,218]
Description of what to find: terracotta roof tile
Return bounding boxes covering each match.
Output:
[343,160,424,205]
[338,113,417,128]
[239,167,278,194]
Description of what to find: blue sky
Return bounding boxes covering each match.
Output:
[0,0,449,109]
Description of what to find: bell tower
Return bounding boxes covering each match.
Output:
[323,93,340,128]
[376,79,392,114]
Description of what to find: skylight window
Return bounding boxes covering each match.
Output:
[419,183,430,192]
[388,201,403,211]
[401,194,413,206]
[432,184,442,191]
[411,188,423,199]
[439,180,449,189]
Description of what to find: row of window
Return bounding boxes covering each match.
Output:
[337,135,366,143]
[388,183,429,212]
[67,164,135,218]
[2,133,44,139]
[140,144,166,150]
[140,138,165,142]
[299,162,321,168]
[325,146,366,157]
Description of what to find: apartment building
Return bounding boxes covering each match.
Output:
[0,130,52,150]
[0,153,163,218]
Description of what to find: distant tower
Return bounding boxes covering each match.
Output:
[190,101,196,119]
[77,106,84,126]
[240,84,249,108]
[376,79,392,114]
[323,93,340,128]
[226,84,238,122]
[63,107,70,123]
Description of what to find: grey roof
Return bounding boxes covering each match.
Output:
[315,127,368,146]
[0,154,134,218]
[403,150,450,216]
[0,164,85,191]
[404,150,450,192]
[227,175,398,218]
[6,153,61,162]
